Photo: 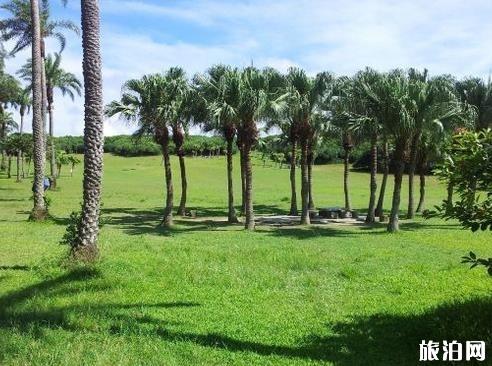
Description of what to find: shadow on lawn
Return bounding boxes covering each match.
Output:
[0,268,490,364]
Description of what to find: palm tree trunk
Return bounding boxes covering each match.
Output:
[376,140,389,218]
[48,102,57,189]
[416,162,426,213]
[226,138,238,223]
[300,139,310,225]
[71,0,104,261]
[407,133,420,219]
[388,144,405,232]
[244,144,255,230]
[289,139,298,216]
[7,155,12,178]
[177,155,187,216]
[343,146,351,211]
[161,137,173,227]
[366,134,378,223]
[29,0,47,221]
[16,115,23,182]
[240,147,246,216]
[307,150,315,210]
[40,39,47,148]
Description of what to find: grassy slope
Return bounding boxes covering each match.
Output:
[0,154,491,366]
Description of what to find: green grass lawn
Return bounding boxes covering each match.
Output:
[1,154,491,365]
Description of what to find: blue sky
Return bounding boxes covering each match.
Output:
[3,0,492,135]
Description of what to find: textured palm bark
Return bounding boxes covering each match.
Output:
[300,140,310,225]
[375,141,389,218]
[289,139,298,216]
[29,0,47,221]
[307,149,315,211]
[71,0,104,261]
[158,129,174,227]
[16,113,24,182]
[365,135,378,223]
[177,155,187,216]
[243,145,255,230]
[407,133,421,218]
[240,147,246,216]
[7,155,12,178]
[416,162,426,213]
[388,144,406,232]
[40,39,47,148]
[226,138,238,223]
[343,146,352,211]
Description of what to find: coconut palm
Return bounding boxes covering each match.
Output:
[194,65,241,223]
[0,69,20,171]
[72,0,103,261]
[283,68,329,225]
[106,73,173,227]
[18,53,82,187]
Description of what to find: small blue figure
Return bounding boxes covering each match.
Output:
[43,177,51,191]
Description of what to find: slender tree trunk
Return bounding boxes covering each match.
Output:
[446,182,454,213]
[300,139,310,225]
[388,144,405,233]
[289,139,298,216]
[307,150,315,210]
[240,147,246,216]
[376,140,389,218]
[71,0,104,261]
[343,146,352,210]
[244,144,255,230]
[177,155,187,216]
[48,101,57,188]
[7,155,12,178]
[407,133,420,219]
[57,163,62,177]
[29,0,47,221]
[226,138,238,223]
[416,163,426,213]
[366,134,378,223]
[16,115,23,182]
[40,39,47,148]
[160,137,173,227]
[70,163,74,177]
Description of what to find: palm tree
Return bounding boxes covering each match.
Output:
[0,69,20,171]
[283,68,329,225]
[194,65,240,223]
[456,77,492,131]
[14,88,31,181]
[28,0,47,221]
[72,0,103,261]
[18,53,82,187]
[106,74,173,227]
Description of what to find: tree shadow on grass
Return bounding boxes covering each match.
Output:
[1,268,490,364]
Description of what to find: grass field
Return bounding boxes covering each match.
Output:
[1,154,491,365]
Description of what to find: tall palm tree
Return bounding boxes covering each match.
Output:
[194,65,240,223]
[18,53,82,187]
[283,68,329,225]
[106,74,173,227]
[28,0,47,221]
[13,88,31,181]
[72,0,103,261]
[456,77,492,131]
[0,68,20,171]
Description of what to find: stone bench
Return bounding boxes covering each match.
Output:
[318,207,358,219]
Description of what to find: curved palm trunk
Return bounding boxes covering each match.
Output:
[365,134,378,223]
[307,150,315,211]
[29,0,47,221]
[16,114,23,182]
[160,133,173,227]
[388,143,405,233]
[47,100,57,189]
[343,146,352,211]
[243,144,255,230]
[300,139,310,225]
[375,140,389,218]
[71,0,104,261]
[407,133,420,219]
[177,155,187,216]
[416,160,426,213]
[226,138,238,223]
[289,140,298,216]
